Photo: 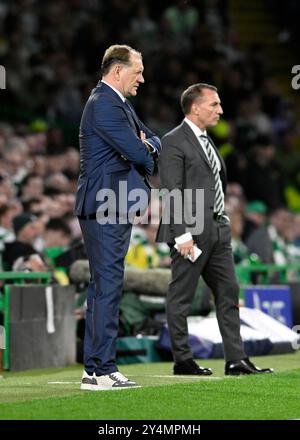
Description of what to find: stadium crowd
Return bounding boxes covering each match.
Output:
[1,0,300,343]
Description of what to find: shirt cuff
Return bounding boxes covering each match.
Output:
[175,232,193,244]
[144,140,156,154]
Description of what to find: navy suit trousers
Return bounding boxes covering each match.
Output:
[79,217,132,375]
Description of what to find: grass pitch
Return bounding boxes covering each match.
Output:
[0,352,300,420]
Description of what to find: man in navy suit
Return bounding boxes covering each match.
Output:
[75,45,161,390]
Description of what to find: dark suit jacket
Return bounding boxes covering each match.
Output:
[156,120,227,245]
[74,81,161,216]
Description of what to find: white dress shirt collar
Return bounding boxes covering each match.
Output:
[184,117,207,138]
[101,80,126,102]
[184,117,220,169]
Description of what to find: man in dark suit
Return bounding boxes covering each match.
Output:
[75,45,161,390]
[156,83,273,376]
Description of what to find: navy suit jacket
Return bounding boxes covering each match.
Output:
[75,82,161,216]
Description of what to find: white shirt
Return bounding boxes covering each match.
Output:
[184,117,221,171]
[101,80,125,102]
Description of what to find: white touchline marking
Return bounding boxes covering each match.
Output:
[48,381,81,384]
[126,375,223,379]
[47,376,223,385]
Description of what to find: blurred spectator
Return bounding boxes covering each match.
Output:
[0,172,17,201]
[22,196,48,216]
[164,0,199,36]
[243,135,286,209]
[12,253,48,273]
[44,172,70,194]
[19,173,44,199]
[25,120,48,154]
[42,218,72,285]
[245,207,293,264]
[242,200,267,242]
[292,213,300,248]
[228,209,257,266]
[126,199,171,269]
[126,225,170,269]
[31,155,48,177]
[130,4,157,54]
[0,202,20,269]
[285,170,300,212]
[2,212,42,270]
[43,218,71,249]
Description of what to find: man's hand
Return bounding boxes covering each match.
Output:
[140,130,146,142]
[176,239,195,259]
[140,130,155,153]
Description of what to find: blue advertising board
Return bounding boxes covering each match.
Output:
[244,285,293,328]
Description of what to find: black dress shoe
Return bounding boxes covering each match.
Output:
[174,359,213,376]
[225,358,274,376]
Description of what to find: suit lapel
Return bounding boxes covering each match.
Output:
[96,82,140,134]
[181,121,227,191]
[123,100,140,135]
[182,121,211,169]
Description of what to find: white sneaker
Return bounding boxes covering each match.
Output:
[94,372,141,390]
[80,370,98,391]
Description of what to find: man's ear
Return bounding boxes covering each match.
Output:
[191,102,199,116]
[114,64,122,81]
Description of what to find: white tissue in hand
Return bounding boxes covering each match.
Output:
[174,244,202,262]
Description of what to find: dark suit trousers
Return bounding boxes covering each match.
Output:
[167,218,246,363]
[79,218,132,375]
